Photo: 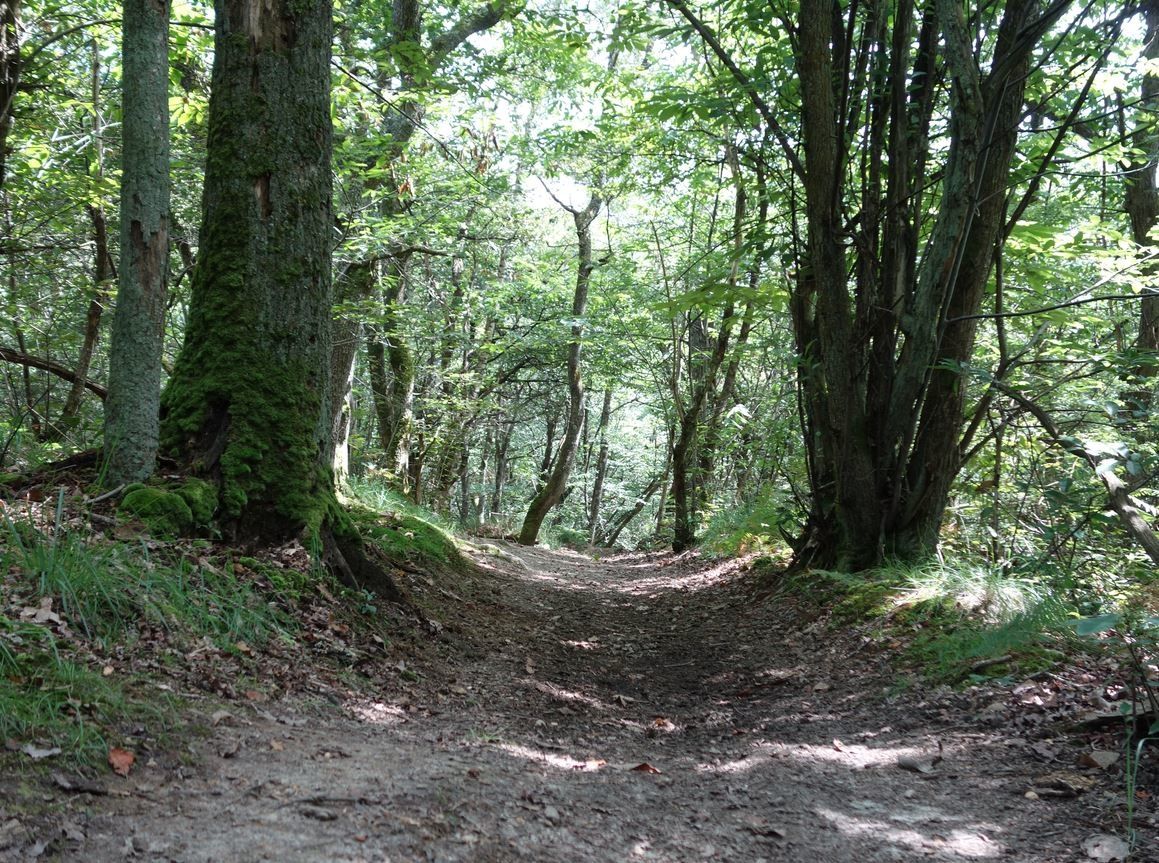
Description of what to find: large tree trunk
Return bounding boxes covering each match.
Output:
[159,0,413,609]
[518,192,602,545]
[790,0,1057,569]
[160,0,337,541]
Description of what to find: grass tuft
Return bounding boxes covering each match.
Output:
[1,512,298,763]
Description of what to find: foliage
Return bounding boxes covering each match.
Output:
[699,491,794,557]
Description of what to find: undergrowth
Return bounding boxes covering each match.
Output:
[346,477,462,568]
[700,493,792,557]
[764,557,1080,683]
[0,505,301,764]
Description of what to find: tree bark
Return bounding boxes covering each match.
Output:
[160,0,336,540]
[787,0,1062,569]
[1123,0,1159,414]
[0,0,20,191]
[587,387,612,542]
[157,0,416,611]
[103,0,171,483]
[518,192,602,545]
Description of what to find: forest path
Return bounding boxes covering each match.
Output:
[74,543,1146,862]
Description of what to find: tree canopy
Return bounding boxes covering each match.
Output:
[0,0,1157,585]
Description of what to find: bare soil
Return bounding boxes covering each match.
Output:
[3,542,1157,862]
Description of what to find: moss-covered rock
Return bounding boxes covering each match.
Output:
[118,487,193,538]
[175,478,217,530]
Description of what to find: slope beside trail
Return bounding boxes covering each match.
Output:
[59,543,1156,861]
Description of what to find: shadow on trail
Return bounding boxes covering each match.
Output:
[76,542,1137,863]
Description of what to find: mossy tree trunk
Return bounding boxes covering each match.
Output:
[160,0,336,542]
[104,0,169,483]
[159,0,412,607]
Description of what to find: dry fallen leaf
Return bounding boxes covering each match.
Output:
[630,762,662,774]
[1077,750,1117,770]
[108,747,135,777]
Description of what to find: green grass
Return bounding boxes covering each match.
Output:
[769,557,1077,683]
[346,477,463,568]
[0,511,299,763]
[880,561,1074,681]
[4,519,295,647]
[0,613,166,763]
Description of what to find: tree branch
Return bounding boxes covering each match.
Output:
[0,346,107,400]
[662,0,805,181]
[993,380,1159,567]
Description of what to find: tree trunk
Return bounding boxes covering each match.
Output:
[0,0,20,191]
[490,415,513,518]
[325,262,375,482]
[102,0,172,480]
[158,0,416,610]
[518,192,602,545]
[671,147,744,552]
[587,387,612,543]
[365,251,416,489]
[603,469,666,547]
[788,0,1055,569]
[56,46,119,441]
[1123,0,1159,415]
[160,0,337,541]
[55,204,113,438]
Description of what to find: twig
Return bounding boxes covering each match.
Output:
[969,655,1013,673]
[85,484,124,506]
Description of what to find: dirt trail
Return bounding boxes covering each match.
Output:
[40,544,1158,861]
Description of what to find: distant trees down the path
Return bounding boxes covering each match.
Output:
[0,0,1157,582]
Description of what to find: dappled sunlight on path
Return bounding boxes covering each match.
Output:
[74,542,1146,862]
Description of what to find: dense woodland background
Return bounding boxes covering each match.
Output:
[2,0,1159,589]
